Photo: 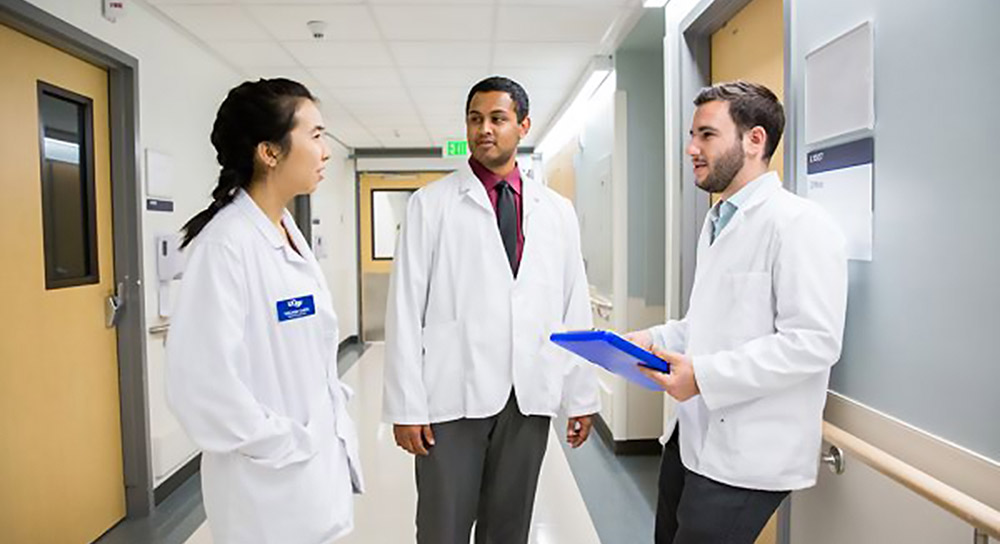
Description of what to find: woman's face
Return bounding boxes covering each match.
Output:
[273,99,330,196]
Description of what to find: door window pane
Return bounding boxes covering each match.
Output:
[372,189,414,260]
[37,82,98,289]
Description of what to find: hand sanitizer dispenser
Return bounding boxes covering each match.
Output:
[156,233,186,317]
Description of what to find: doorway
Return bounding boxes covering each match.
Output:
[0,22,127,542]
[358,171,448,341]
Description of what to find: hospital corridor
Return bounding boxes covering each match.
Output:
[176,343,627,544]
[1,0,998,543]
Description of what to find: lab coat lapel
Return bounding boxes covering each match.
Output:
[516,173,543,281]
[280,211,313,266]
[233,190,308,264]
[702,172,782,253]
[521,171,541,223]
[234,190,284,250]
[457,163,494,214]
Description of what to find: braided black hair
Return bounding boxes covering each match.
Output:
[181,78,314,248]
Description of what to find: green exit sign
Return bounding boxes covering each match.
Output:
[444,140,468,157]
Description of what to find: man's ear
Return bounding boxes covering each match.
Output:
[745,126,768,160]
[519,116,531,138]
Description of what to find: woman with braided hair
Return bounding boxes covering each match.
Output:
[166,78,363,544]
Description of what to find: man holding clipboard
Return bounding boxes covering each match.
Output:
[628,82,848,544]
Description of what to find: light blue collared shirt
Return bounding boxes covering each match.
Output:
[709,174,767,244]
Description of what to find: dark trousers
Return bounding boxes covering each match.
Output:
[656,429,789,544]
[415,392,550,544]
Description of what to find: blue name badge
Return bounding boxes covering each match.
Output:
[277,295,316,322]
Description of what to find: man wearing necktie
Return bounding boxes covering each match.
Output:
[383,76,600,544]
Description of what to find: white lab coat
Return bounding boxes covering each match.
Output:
[383,162,600,425]
[166,190,363,544]
[649,172,847,491]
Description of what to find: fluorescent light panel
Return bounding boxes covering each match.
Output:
[535,68,614,159]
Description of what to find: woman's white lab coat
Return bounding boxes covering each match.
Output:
[167,190,363,544]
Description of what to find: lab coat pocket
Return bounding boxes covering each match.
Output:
[421,320,464,415]
[539,321,571,373]
[725,272,774,342]
[720,403,800,485]
[327,379,365,494]
[536,320,570,402]
[233,434,351,543]
[338,381,355,403]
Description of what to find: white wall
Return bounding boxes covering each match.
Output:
[574,74,616,297]
[311,142,358,343]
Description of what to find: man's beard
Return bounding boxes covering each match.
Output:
[697,140,744,194]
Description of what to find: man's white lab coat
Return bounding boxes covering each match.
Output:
[650,172,848,491]
[383,162,600,425]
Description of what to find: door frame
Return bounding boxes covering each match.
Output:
[665,0,796,541]
[355,170,450,342]
[0,1,153,518]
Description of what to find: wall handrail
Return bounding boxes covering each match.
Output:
[823,422,1000,540]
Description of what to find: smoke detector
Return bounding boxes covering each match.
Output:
[102,0,127,22]
[307,20,328,40]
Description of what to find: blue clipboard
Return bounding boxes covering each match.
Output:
[550,330,669,391]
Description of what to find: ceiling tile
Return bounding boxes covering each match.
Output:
[243,66,308,79]
[390,42,490,68]
[330,87,414,116]
[233,67,332,103]
[246,5,379,41]
[496,6,621,42]
[157,5,266,42]
[401,67,486,89]
[368,126,432,147]
[147,0,230,4]
[373,6,494,41]
[334,131,383,148]
[361,113,426,128]
[496,0,627,5]
[310,67,402,88]
[491,66,582,95]
[241,0,360,4]
[212,41,299,67]
[368,0,492,4]
[410,86,468,109]
[493,42,597,68]
[427,122,467,142]
[285,41,393,67]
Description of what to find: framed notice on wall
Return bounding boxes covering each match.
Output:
[805,21,875,144]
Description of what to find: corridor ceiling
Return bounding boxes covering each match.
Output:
[146,0,643,148]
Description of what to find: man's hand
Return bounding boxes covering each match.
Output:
[566,414,594,448]
[637,346,700,402]
[624,329,654,350]
[393,424,436,456]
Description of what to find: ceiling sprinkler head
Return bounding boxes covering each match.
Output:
[307,20,328,40]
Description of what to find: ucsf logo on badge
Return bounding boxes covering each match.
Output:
[277,295,316,322]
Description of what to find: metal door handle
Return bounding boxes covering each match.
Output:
[106,282,124,328]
